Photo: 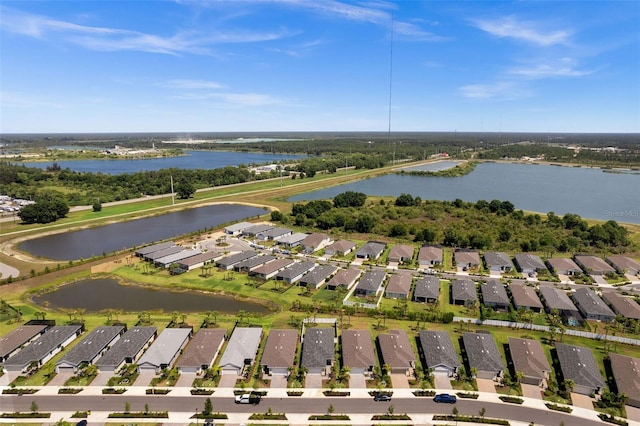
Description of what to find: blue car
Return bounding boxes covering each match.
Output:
[434,393,457,403]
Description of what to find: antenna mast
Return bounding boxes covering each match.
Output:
[388,13,394,165]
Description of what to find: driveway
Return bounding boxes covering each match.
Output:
[269,373,288,388]
[175,372,195,388]
[349,373,367,389]
[434,374,452,390]
[47,371,73,386]
[476,378,497,393]
[91,372,113,386]
[133,371,156,386]
[571,392,594,410]
[218,373,238,388]
[626,405,640,423]
[390,373,410,389]
[591,275,609,286]
[521,384,543,399]
[305,373,323,389]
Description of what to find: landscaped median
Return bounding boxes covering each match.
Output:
[433,414,510,425]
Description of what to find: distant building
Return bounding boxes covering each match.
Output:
[301,233,332,254]
[601,291,640,320]
[298,264,338,289]
[326,268,361,291]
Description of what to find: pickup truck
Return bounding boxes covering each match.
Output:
[234,393,261,405]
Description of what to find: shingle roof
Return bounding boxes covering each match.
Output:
[242,224,275,235]
[601,292,640,320]
[95,326,157,369]
[574,255,616,274]
[299,264,338,286]
[386,274,412,297]
[145,246,183,260]
[607,256,640,274]
[260,329,298,369]
[555,343,605,391]
[418,331,460,371]
[302,233,331,250]
[480,280,510,306]
[378,330,416,369]
[547,257,582,273]
[259,227,292,239]
[216,251,259,268]
[355,270,386,293]
[218,327,263,371]
[276,260,316,280]
[514,253,546,271]
[137,328,192,368]
[325,240,356,254]
[301,328,335,369]
[609,353,640,404]
[251,258,295,275]
[3,325,82,370]
[277,232,308,245]
[414,276,440,300]
[224,222,253,233]
[327,268,361,288]
[418,246,443,264]
[455,250,481,266]
[0,325,47,361]
[462,332,504,375]
[341,329,376,369]
[508,337,550,382]
[57,326,125,368]
[388,244,414,261]
[234,254,276,270]
[135,241,176,256]
[572,288,615,318]
[483,252,513,269]
[177,251,219,267]
[452,279,478,302]
[176,328,226,370]
[356,241,386,258]
[509,284,543,310]
[539,286,579,312]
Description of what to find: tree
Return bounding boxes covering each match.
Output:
[30,400,39,413]
[124,401,131,414]
[479,407,486,418]
[327,404,335,415]
[18,198,69,224]
[175,179,196,199]
[203,397,213,416]
[333,191,367,208]
[355,215,376,233]
[92,199,102,212]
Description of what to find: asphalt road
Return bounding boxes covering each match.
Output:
[0,395,602,426]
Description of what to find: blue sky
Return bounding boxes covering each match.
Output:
[1,1,639,133]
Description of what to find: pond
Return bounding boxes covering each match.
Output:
[289,162,640,224]
[19,203,266,261]
[33,278,271,314]
[397,160,463,172]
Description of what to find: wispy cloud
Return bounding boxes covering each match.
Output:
[161,79,226,90]
[162,78,289,107]
[472,15,572,46]
[0,91,66,109]
[509,58,596,78]
[458,81,530,100]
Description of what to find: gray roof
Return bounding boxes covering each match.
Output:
[509,284,543,310]
[539,286,579,312]
[547,257,582,273]
[251,258,295,275]
[388,244,414,261]
[145,245,184,260]
[276,260,316,280]
[137,328,192,369]
[258,227,292,239]
[260,329,298,369]
[418,330,460,371]
[3,325,82,370]
[218,327,262,371]
[355,270,386,293]
[242,224,274,236]
[301,328,335,369]
[452,279,478,302]
[609,353,640,404]
[601,292,640,320]
[57,326,124,368]
[299,264,338,286]
[514,253,546,271]
[177,251,219,267]
[386,274,412,297]
[572,288,615,318]
[155,249,201,266]
[480,280,510,306]
[216,250,259,268]
[0,325,47,361]
[277,232,308,245]
[341,329,376,369]
[224,221,253,233]
[95,326,157,369]
[176,328,226,370]
[555,343,605,391]
[607,255,640,273]
[454,250,481,266]
[378,329,416,369]
[462,332,504,375]
[356,241,386,258]
[414,276,440,300]
[325,240,356,254]
[483,252,513,269]
[508,337,550,382]
[135,241,176,256]
[575,255,616,274]
[418,246,443,263]
[234,254,276,271]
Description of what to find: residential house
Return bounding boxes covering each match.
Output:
[275,260,316,284]
[277,232,308,248]
[176,328,226,374]
[135,241,176,258]
[414,276,440,303]
[144,246,184,262]
[95,326,157,373]
[216,251,259,270]
[572,288,615,322]
[418,245,443,269]
[454,249,481,270]
[609,353,640,408]
[574,255,616,276]
[324,240,357,257]
[56,325,125,373]
[388,244,415,263]
[514,253,547,275]
[555,343,605,395]
[234,255,276,273]
[0,325,47,363]
[224,222,253,236]
[301,328,335,375]
[154,249,201,268]
[547,258,582,276]
[509,284,543,312]
[385,274,412,299]
[249,258,296,280]
[218,327,263,375]
[356,241,386,260]
[176,252,220,273]
[298,264,338,289]
[538,286,582,326]
[601,291,640,320]
[507,337,551,387]
[462,332,504,380]
[260,329,298,376]
[301,233,332,254]
[137,328,192,373]
[418,331,460,377]
[326,268,361,291]
[242,224,274,237]
[451,279,478,306]
[3,325,83,372]
[354,270,386,297]
[607,256,640,276]
[378,330,416,375]
[341,329,376,375]
[484,252,514,273]
[480,280,510,310]
[256,227,292,241]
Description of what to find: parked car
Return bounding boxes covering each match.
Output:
[373,393,392,401]
[235,393,261,405]
[434,393,457,403]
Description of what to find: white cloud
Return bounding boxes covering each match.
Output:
[162,80,225,90]
[509,58,595,78]
[0,91,66,109]
[458,81,530,100]
[216,92,286,106]
[472,15,571,46]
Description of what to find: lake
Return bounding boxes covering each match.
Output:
[19,203,266,260]
[19,150,305,174]
[33,278,270,314]
[398,160,463,172]
[289,162,640,224]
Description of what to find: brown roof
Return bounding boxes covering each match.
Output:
[547,257,582,273]
[327,268,361,288]
[607,256,640,273]
[0,325,48,361]
[378,329,416,369]
[341,329,376,369]
[601,292,640,320]
[509,284,543,310]
[388,244,414,261]
[418,246,443,263]
[455,250,481,266]
[260,329,298,369]
[609,353,640,404]
[508,337,550,382]
[574,255,615,274]
[251,258,295,275]
[176,328,226,369]
[302,233,331,250]
[386,274,412,296]
[325,240,356,253]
